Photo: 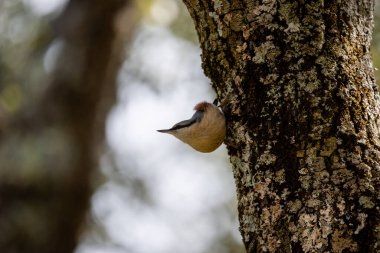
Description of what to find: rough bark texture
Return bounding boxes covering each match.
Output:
[0,1,135,252]
[183,0,379,252]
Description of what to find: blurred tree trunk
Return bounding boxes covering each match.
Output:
[0,1,135,253]
[183,0,379,252]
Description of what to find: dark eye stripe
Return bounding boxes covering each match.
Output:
[170,110,204,131]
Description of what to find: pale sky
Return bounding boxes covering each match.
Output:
[23,0,67,15]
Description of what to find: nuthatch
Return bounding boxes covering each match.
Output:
[157,101,226,153]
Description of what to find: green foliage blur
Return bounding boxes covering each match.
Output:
[0,0,54,122]
[373,3,380,85]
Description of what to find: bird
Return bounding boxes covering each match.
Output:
[157,101,226,153]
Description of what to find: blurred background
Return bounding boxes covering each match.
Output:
[0,1,379,253]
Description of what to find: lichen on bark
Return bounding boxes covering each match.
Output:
[183,0,379,252]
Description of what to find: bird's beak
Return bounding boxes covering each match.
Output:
[157,129,171,133]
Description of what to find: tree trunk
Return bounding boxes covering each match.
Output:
[0,1,135,252]
[183,0,379,252]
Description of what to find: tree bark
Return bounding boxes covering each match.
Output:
[0,1,135,252]
[183,0,379,252]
